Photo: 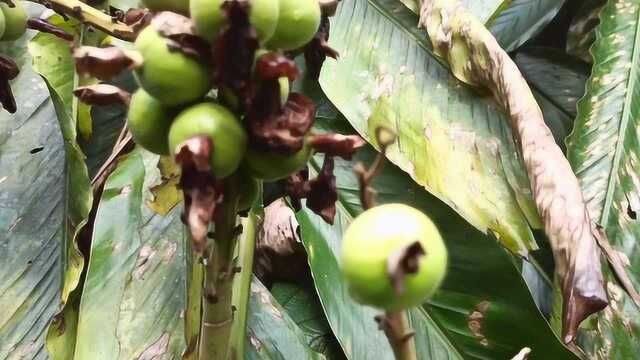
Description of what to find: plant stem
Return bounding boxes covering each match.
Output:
[25,0,135,41]
[198,179,240,360]
[382,311,417,360]
[229,203,260,359]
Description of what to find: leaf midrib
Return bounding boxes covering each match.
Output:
[600,6,640,226]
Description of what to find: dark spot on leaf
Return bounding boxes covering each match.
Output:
[30,147,44,154]
[627,204,637,220]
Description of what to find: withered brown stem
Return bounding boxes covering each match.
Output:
[377,311,417,360]
[24,0,136,41]
[198,178,241,360]
[27,18,74,41]
[354,126,396,210]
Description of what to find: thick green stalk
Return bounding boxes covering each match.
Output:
[229,209,260,358]
[198,180,240,360]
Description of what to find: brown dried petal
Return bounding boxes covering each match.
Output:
[307,156,337,224]
[176,135,223,253]
[73,46,141,80]
[26,18,74,42]
[249,92,316,154]
[0,55,19,80]
[151,11,194,36]
[386,241,426,295]
[73,84,131,106]
[255,52,299,81]
[166,33,211,63]
[309,133,366,160]
[124,8,152,35]
[0,78,16,113]
[212,1,259,106]
[283,168,310,211]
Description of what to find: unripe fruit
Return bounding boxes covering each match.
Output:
[134,25,210,106]
[169,103,247,178]
[341,204,447,311]
[190,0,279,43]
[242,143,312,182]
[0,1,27,41]
[127,89,176,155]
[141,0,189,15]
[267,0,320,50]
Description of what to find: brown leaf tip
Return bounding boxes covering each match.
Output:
[386,241,426,295]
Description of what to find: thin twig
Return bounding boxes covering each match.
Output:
[377,311,417,360]
[91,126,133,193]
[354,126,396,210]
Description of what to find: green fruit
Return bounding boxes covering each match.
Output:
[341,204,447,311]
[243,143,312,181]
[134,26,210,106]
[141,0,189,15]
[0,11,6,40]
[237,173,259,211]
[267,0,320,50]
[0,1,27,41]
[169,103,247,178]
[191,0,279,43]
[127,89,177,155]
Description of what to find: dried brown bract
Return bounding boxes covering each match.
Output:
[73,84,131,106]
[212,1,259,106]
[304,16,339,79]
[255,52,299,81]
[307,156,337,224]
[248,92,316,154]
[175,136,224,253]
[386,241,426,295]
[123,8,152,35]
[309,133,365,160]
[0,55,18,114]
[73,46,142,80]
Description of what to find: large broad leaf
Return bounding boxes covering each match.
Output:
[566,0,640,357]
[487,0,568,52]
[0,13,91,359]
[297,145,576,360]
[72,149,187,359]
[514,47,590,147]
[271,283,344,359]
[320,0,540,255]
[246,279,326,359]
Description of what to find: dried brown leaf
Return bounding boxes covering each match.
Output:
[419,0,608,343]
[304,16,339,79]
[73,84,131,106]
[73,46,142,80]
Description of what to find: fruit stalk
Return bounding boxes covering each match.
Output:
[198,179,240,360]
[24,0,135,40]
[382,311,417,360]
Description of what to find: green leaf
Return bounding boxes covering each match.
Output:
[271,283,344,359]
[487,0,568,52]
[296,144,576,359]
[246,278,325,360]
[320,0,539,255]
[0,19,91,359]
[71,149,186,359]
[566,0,640,356]
[515,47,590,147]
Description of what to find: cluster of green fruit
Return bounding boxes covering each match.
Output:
[0,1,27,42]
[128,0,322,207]
[341,204,448,311]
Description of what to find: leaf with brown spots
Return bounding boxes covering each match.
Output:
[419,0,607,343]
